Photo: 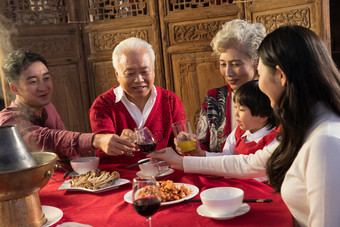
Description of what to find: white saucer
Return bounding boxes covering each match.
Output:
[196,203,250,220]
[42,205,63,227]
[136,168,174,179]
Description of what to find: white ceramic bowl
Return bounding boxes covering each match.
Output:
[138,158,169,176]
[70,157,99,175]
[200,187,244,216]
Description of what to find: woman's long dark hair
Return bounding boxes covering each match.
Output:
[258,25,340,192]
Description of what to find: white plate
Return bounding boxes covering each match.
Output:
[42,205,63,227]
[196,203,250,220]
[124,183,199,206]
[136,168,174,179]
[58,178,130,193]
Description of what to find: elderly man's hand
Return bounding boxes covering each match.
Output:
[120,129,137,141]
[92,133,137,156]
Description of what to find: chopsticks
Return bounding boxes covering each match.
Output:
[185,199,273,203]
[125,159,150,168]
[125,159,167,168]
[243,199,273,203]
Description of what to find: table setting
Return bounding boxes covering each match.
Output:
[35,125,292,226]
[38,159,293,227]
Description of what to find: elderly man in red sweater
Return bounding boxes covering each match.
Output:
[89,37,186,164]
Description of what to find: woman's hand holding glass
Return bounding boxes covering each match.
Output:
[148,147,184,171]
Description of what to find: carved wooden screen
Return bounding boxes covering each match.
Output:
[0,0,91,132]
[1,0,330,134]
[246,0,329,46]
[84,0,164,101]
[158,0,329,130]
[158,0,245,129]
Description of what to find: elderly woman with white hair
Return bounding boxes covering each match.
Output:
[197,19,267,153]
[89,37,186,164]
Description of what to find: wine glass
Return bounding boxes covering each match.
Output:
[134,127,164,174]
[134,127,157,154]
[132,176,162,227]
[171,120,196,153]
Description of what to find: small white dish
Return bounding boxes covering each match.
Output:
[70,157,99,175]
[196,203,250,220]
[41,205,63,227]
[136,168,174,179]
[124,183,199,206]
[58,178,130,193]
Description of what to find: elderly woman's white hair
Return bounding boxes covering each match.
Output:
[211,19,266,66]
[112,37,155,71]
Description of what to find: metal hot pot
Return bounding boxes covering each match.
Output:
[0,152,58,227]
[0,125,58,227]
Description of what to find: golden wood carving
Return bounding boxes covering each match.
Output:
[49,64,86,131]
[14,36,76,58]
[173,53,223,131]
[92,61,118,97]
[92,30,148,52]
[88,0,148,21]
[168,0,230,11]
[178,58,219,78]
[172,21,224,44]
[255,7,311,32]
[3,0,68,25]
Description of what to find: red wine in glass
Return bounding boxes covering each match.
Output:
[137,142,157,154]
[135,127,157,154]
[133,197,161,217]
[132,177,161,227]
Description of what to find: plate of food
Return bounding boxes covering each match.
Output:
[59,169,129,193]
[124,180,199,206]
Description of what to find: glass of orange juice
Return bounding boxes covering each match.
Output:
[171,120,196,153]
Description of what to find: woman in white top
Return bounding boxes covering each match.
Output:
[257,25,340,227]
[151,26,340,226]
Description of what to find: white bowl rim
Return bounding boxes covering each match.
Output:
[70,156,99,163]
[138,158,151,163]
[200,187,244,200]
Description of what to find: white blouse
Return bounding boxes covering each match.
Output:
[183,139,278,179]
[281,105,340,227]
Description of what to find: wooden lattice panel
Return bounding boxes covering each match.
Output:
[88,0,148,21]
[168,0,231,11]
[3,0,68,25]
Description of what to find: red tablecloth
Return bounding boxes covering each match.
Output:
[39,164,293,227]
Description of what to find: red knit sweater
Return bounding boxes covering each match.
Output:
[234,126,279,155]
[89,86,186,164]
